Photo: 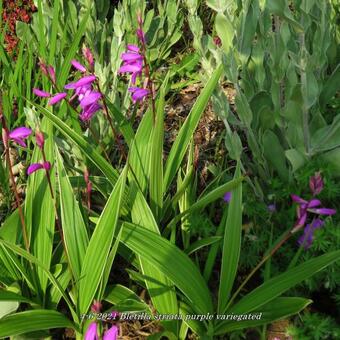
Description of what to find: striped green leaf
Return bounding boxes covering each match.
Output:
[229,250,340,314]
[24,118,55,297]
[56,147,89,282]
[78,166,127,315]
[121,222,213,315]
[0,310,75,338]
[218,162,242,313]
[163,65,223,192]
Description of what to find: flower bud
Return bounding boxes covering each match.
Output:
[35,130,45,149]
[83,46,94,67]
[309,172,324,196]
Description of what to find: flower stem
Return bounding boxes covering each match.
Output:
[224,230,292,311]
[0,116,30,251]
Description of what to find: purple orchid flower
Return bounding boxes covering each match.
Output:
[8,127,32,147]
[298,218,325,249]
[48,92,67,105]
[103,325,118,340]
[85,322,99,340]
[309,172,324,196]
[291,194,336,232]
[33,88,51,97]
[119,44,143,85]
[27,161,51,175]
[79,91,102,108]
[223,192,232,203]
[128,87,149,102]
[64,75,96,90]
[71,59,87,73]
[79,103,102,122]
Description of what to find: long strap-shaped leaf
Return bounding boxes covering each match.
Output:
[78,166,127,315]
[56,147,89,282]
[218,161,242,313]
[214,297,311,335]
[163,65,223,193]
[228,250,340,314]
[0,310,75,338]
[0,240,77,320]
[130,187,178,330]
[121,222,213,315]
[24,118,55,298]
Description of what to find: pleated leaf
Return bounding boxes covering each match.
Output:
[229,250,340,314]
[121,222,213,315]
[0,310,75,338]
[56,147,89,282]
[218,162,242,313]
[78,166,127,315]
[163,65,223,192]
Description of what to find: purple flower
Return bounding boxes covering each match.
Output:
[79,103,102,122]
[85,322,98,340]
[79,91,101,108]
[27,161,51,175]
[128,87,149,102]
[103,325,118,340]
[291,194,336,232]
[298,218,325,249]
[33,88,51,97]
[8,127,32,147]
[64,75,96,90]
[309,172,324,196]
[127,44,140,53]
[267,204,276,212]
[121,52,143,62]
[71,59,87,72]
[48,92,67,105]
[223,192,232,203]
[119,45,143,85]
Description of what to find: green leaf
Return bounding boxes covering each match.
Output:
[215,13,234,54]
[0,310,75,337]
[129,187,178,325]
[229,250,340,314]
[163,65,223,192]
[24,118,55,296]
[78,166,127,315]
[263,130,289,181]
[320,64,340,109]
[121,222,213,315]
[167,176,244,231]
[0,240,76,319]
[184,236,222,256]
[215,297,311,334]
[218,162,242,313]
[149,80,166,220]
[58,9,90,86]
[56,147,89,282]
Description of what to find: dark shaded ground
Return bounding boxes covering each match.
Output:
[2,0,36,54]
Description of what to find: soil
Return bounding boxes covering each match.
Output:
[1,0,36,54]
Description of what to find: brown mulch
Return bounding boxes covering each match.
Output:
[1,0,36,54]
